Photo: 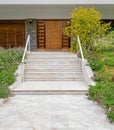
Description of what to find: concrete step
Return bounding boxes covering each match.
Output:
[25,63,80,66]
[24,76,83,81]
[27,57,78,59]
[24,77,82,81]
[24,71,82,74]
[26,66,81,69]
[26,59,79,62]
[27,55,78,58]
[11,81,88,95]
[24,73,82,77]
[24,78,83,81]
[29,52,76,55]
[25,62,80,66]
[24,69,82,72]
[25,67,81,70]
[27,56,78,59]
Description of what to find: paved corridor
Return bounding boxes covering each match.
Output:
[0,95,114,130]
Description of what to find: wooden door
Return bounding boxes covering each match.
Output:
[45,21,62,50]
[0,21,25,48]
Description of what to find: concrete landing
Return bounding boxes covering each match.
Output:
[0,95,114,130]
[12,81,88,95]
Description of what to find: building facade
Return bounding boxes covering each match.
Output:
[0,0,114,50]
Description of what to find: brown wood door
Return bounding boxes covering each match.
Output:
[45,21,62,50]
[0,21,25,48]
[37,20,70,50]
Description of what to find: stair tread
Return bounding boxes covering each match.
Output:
[13,81,88,91]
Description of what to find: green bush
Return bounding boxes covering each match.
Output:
[0,48,23,98]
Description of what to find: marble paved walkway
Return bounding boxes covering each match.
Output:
[0,95,114,130]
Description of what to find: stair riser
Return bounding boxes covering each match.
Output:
[25,63,81,66]
[25,72,81,77]
[25,64,81,67]
[27,58,78,60]
[25,68,81,71]
[27,56,78,58]
[12,91,87,95]
[24,78,82,81]
[26,60,80,62]
[24,70,82,73]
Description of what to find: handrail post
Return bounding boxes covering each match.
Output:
[28,35,30,54]
[21,35,30,82]
[22,35,30,63]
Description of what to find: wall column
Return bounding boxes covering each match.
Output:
[25,19,37,51]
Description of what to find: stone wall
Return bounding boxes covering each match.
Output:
[25,19,37,51]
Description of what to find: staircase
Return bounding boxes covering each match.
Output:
[24,52,82,81]
[12,52,88,95]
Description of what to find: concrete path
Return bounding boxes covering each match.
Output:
[0,95,114,130]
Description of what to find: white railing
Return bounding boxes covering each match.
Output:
[22,35,30,63]
[77,35,95,85]
[77,35,85,62]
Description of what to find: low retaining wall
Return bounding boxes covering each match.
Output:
[81,59,95,86]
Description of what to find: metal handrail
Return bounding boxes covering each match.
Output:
[77,35,85,62]
[22,35,30,63]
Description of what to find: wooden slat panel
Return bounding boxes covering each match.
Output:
[37,20,45,49]
[0,21,25,48]
[62,21,70,49]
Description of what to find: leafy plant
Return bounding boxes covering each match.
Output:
[0,48,23,98]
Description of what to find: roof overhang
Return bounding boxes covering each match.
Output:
[0,4,114,19]
[0,0,114,4]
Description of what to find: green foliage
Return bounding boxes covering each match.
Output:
[94,72,112,82]
[88,59,103,71]
[96,32,114,52]
[87,49,114,122]
[0,86,9,98]
[107,107,114,123]
[88,82,114,108]
[101,51,114,66]
[0,48,23,98]
[64,7,111,52]
[70,40,77,53]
